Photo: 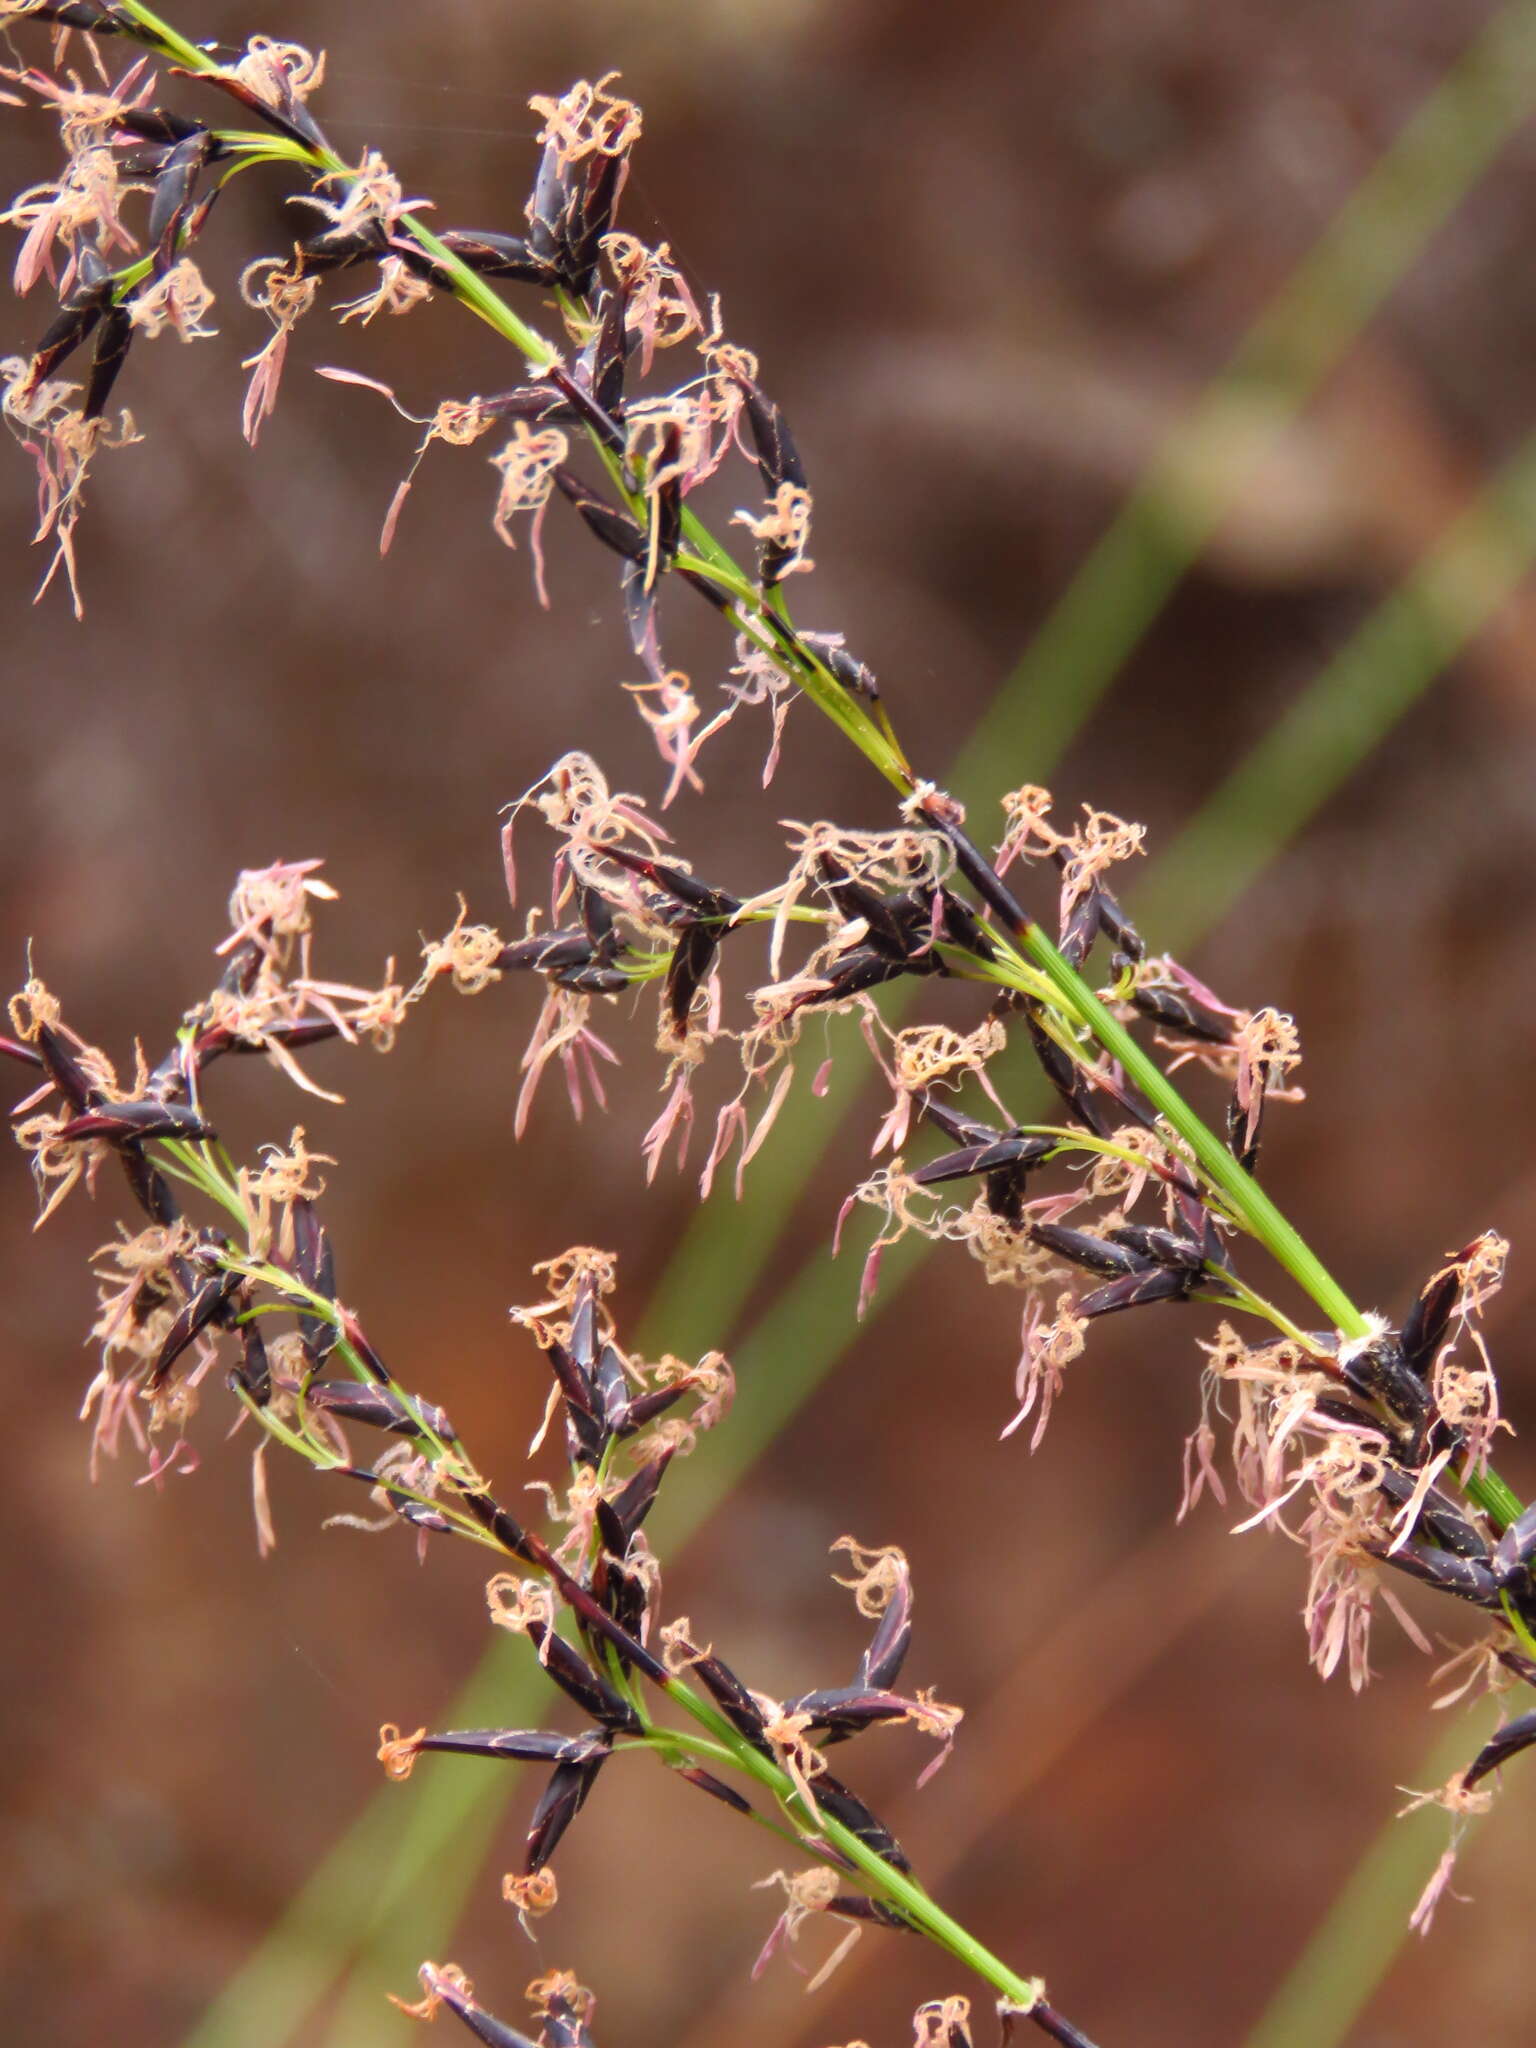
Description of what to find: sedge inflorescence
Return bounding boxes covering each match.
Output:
[2,1,1533,2034]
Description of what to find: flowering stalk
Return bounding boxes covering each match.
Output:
[104,0,912,790]
[28,1,1482,1403]
[2,858,1098,2043]
[0,36,1409,1257]
[5,0,1535,2016]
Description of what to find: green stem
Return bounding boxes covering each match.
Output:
[150,1094,1051,1997]
[1201,1278,1316,1352]
[120,0,914,802]
[110,0,1527,1537]
[984,937,1522,1524]
[397,213,555,364]
[659,1679,1044,2010]
[105,0,1528,1488]
[112,0,204,68]
[72,9,1532,2004]
[1023,932,1369,1336]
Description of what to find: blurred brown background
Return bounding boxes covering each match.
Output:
[5,2,1536,2044]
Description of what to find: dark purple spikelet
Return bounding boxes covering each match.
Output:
[302,1380,456,1444]
[524,1751,607,1870]
[413,1728,609,1767]
[401,1968,546,2048]
[1462,1706,1536,1791]
[1400,1265,1460,1379]
[675,1765,755,1816]
[810,1768,910,1873]
[146,1269,242,1391]
[669,1633,770,1746]
[54,1099,215,1143]
[857,1575,913,1692]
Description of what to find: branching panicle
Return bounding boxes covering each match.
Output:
[2,4,1529,2039]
